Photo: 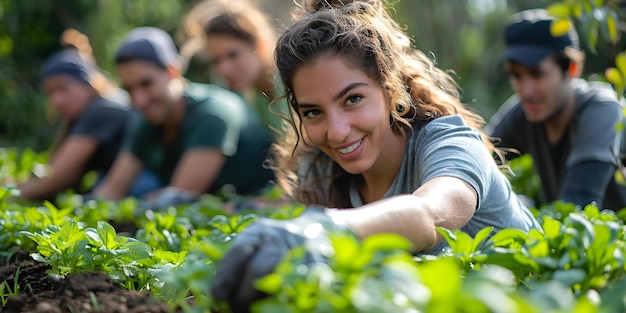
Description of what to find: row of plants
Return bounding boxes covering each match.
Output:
[2,147,626,312]
[3,190,626,312]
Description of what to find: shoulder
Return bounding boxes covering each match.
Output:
[575,79,619,103]
[184,82,249,121]
[575,79,623,113]
[184,82,246,108]
[87,96,128,112]
[416,115,482,141]
[75,97,129,125]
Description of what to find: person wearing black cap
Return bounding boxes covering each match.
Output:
[15,30,135,201]
[486,9,626,210]
[91,26,275,208]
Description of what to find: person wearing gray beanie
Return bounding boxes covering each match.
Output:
[91,26,275,209]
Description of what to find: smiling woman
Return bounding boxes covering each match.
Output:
[292,57,403,184]
[210,0,541,311]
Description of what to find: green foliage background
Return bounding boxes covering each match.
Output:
[0,0,624,151]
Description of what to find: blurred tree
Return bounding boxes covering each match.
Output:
[0,0,623,151]
[0,0,192,151]
[393,0,625,118]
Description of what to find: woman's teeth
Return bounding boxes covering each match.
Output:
[338,140,361,154]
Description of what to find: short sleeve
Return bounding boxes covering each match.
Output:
[567,101,622,168]
[185,114,240,156]
[69,105,127,144]
[417,116,494,209]
[121,111,146,159]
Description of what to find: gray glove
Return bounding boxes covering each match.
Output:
[151,187,199,210]
[210,207,346,313]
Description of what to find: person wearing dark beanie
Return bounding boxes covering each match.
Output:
[14,30,145,201]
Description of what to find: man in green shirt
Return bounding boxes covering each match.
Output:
[93,27,274,207]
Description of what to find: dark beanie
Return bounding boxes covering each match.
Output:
[40,48,96,85]
[114,27,181,68]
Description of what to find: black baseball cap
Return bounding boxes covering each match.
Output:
[501,9,579,67]
[114,27,181,68]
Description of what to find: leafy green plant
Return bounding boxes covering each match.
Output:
[0,148,49,185]
[0,268,27,307]
[155,240,227,313]
[135,212,193,252]
[0,201,71,258]
[23,220,180,292]
[506,154,542,207]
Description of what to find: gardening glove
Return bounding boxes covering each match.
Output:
[149,187,199,211]
[210,206,348,313]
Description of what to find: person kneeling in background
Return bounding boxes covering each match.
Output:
[15,30,138,202]
[91,27,275,209]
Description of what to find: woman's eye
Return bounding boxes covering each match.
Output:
[303,109,321,118]
[346,95,362,105]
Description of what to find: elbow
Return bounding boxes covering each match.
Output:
[399,195,440,252]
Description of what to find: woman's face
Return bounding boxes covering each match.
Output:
[292,56,403,175]
[43,74,95,120]
[206,34,264,92]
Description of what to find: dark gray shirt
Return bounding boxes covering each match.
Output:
[486,79,625,209]
[69,96,130,174]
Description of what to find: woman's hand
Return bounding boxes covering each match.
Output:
[210,208,345,313]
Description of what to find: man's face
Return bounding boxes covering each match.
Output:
[505,57,571,123]
[117,60,175,125]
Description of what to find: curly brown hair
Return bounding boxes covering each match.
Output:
[271,0,493,207]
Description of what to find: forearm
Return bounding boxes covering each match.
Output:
[17,174,77,201]
[327,194,438,252]
[17,179,53,201]
[326,177,476,253]
[92,184,125,201]
[560,161,615,207]
[91,152,141,201]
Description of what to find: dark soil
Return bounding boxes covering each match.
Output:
[0,250,34,267]
[0,256,178,313]
[108,220,139,237]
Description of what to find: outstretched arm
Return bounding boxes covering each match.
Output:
[91,151,142,200]
[18,136,97,201]
[168,148,226,194]
[327,176,477,252]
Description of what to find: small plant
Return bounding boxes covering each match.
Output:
[0,202,71,258]
[23,220,181,292]
[0,268,24,306]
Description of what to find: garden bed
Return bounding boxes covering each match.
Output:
[0,254,174,313]
[2,148,626,312]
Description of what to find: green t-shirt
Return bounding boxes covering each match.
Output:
[124,82,274,195]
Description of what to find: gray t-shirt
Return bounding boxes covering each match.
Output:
[302,115,540,255]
